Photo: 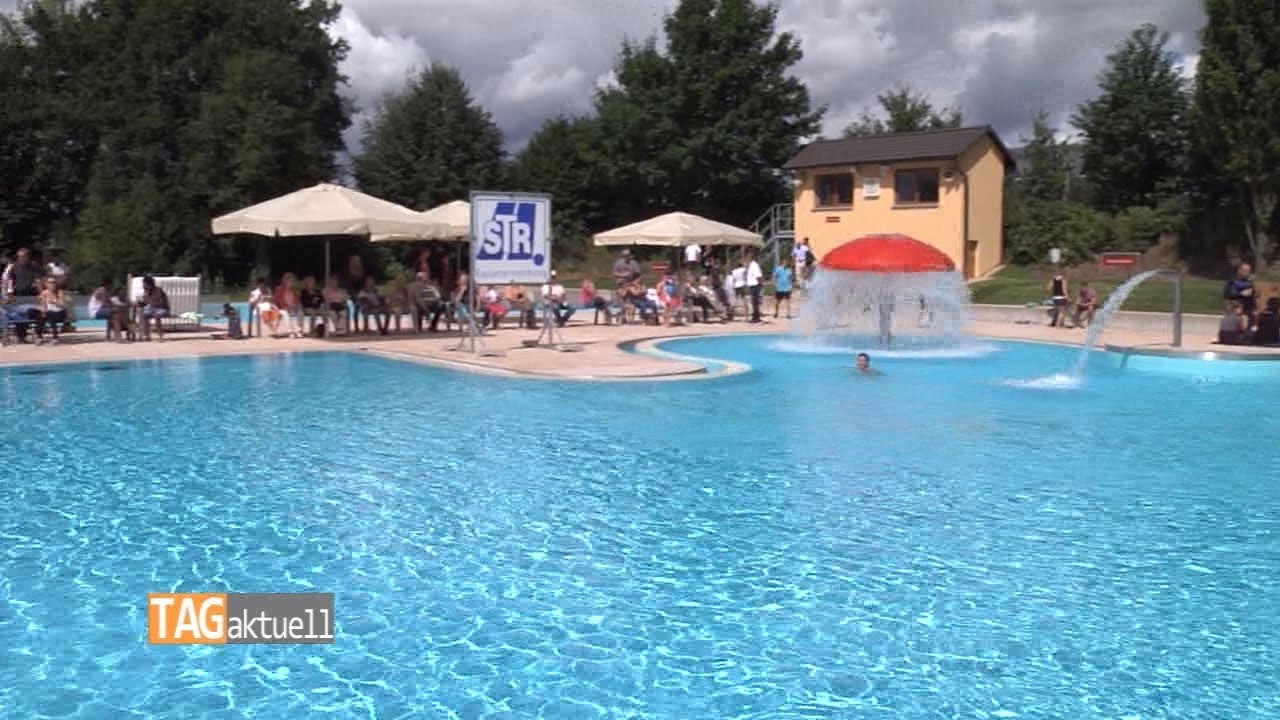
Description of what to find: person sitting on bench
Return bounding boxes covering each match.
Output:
[409,271,445,333]
[504,284,536,329]
[689,275,718,322]
[1218,301,1250,345]
[356,276,389,334]
[1073,281,1098,327]
[1252,297,1280,346]
[581,277,611,325]
[540,271,574,327]
[136,275,170,341]
[322,275,350,335]
[36,277,69,344]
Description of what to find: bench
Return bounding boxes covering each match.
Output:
[127,275,202,330]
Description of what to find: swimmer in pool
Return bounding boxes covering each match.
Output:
[855,352,882,376]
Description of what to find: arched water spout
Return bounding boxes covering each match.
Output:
[1072,268,1182,375]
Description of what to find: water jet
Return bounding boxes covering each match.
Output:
[791,234,974,350]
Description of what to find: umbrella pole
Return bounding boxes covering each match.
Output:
[324,239,331,286]
[677,249,684,295]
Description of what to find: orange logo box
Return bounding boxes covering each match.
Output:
[148,593,227,644]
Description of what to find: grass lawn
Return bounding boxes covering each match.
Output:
[969,265,1280,315]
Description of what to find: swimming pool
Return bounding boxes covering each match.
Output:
[3,337,1278,718]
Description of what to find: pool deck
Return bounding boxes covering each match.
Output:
[3,310,1277,378]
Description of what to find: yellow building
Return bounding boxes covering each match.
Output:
[783,126,1015,279]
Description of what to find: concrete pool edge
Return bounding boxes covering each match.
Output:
[6,327,1278,383]
[1103,343,1280,361]
[359,345,717,382]
[623,336,753,380]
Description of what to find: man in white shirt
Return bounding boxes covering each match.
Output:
[540,270,574,327]
[745,251,764,322]
[792,239,810,288]
[684,243,702,267]
[730,261,747,317]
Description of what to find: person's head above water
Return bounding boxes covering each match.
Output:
[855,352,870,371]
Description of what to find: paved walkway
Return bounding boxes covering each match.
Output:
[2,311,1274,379]
[973,320,1280,356]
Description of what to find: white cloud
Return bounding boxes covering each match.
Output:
[1179,53,1200,81]
[333,7,428,109]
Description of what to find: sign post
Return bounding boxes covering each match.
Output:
[461,191,553,354]
[1100,252,1141,277]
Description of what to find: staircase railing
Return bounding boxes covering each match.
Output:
[750,203,794,270]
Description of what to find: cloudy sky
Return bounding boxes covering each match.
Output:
[336,0,1205,153]
[3,0,1205,152]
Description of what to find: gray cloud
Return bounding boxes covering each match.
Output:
[338,0,1205,152]
[1,0,1206,152]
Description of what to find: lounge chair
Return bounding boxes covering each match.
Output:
[127,275,202,331]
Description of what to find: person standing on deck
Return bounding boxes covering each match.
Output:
[792,238,810,288]
[684,243,701,272]
[746,250,764,323]
[772,259,794,319]
[1047,272,1069,328]
[613,250,640,290]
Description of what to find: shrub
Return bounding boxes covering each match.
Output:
[1107,198,1189,252]
[1006,200,1110,265]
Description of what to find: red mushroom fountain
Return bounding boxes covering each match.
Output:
[794,234,973,348]
[819,234,956,274]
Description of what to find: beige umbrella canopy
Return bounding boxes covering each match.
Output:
[369,200,471,242]
[211,183,428,238]
[211,183,434,282]
[593,211,762,248]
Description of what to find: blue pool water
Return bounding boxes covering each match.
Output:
[3,336,1279,719]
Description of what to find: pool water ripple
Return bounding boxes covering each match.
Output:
[2,338,1279,718]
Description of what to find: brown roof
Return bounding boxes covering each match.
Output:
[783,125,1016,172]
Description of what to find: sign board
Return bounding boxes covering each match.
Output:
[1048,247,1062,264]
[1100,252,1140,267]
[470,191,552,284]
[862,177,881,199]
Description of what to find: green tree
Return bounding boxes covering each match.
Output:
[593,0,822,227]
[1014,111,1070,202]
[0,1,99,251]
[841,84,962,138]
[1190,0,1280,268]
[1072,24,1189,213]
[3,0,350,283]
[507,116,605,261]
[353,63,505,210]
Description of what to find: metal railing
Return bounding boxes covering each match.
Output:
[750,203,794,270]
[1158,268,1183,348]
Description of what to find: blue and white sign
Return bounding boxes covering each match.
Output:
[470,191,552,285]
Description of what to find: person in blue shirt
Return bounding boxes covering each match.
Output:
[772,260,794,319]
[1223,263,1257,325]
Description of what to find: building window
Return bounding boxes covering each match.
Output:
[894,169,940,205]
[814,173,853,208]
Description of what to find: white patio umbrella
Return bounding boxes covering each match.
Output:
[592,211,762,248]
[210,183,432,280]
[594,212,762,286]
[369,200,471,243]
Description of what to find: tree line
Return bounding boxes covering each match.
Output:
[1,0,1276,289]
